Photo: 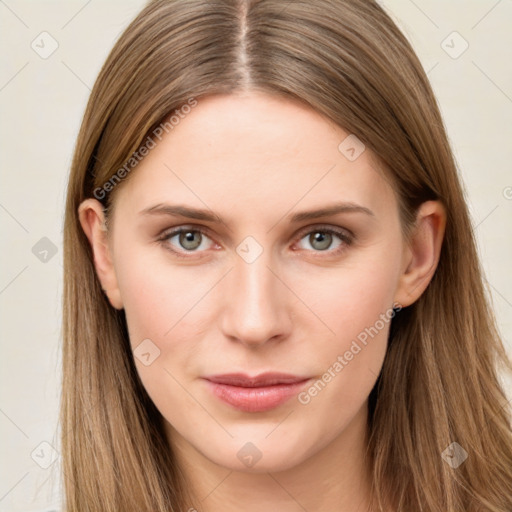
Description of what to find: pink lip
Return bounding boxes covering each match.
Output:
[202,372,311,412]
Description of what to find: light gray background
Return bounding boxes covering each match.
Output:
[1,1,511,510]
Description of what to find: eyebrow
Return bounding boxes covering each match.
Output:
[139,202,375,224]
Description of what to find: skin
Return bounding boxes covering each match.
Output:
[79,91,446,511]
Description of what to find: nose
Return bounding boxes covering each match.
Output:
[219,249,293,348]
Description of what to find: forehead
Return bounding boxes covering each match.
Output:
[114,92,398,223]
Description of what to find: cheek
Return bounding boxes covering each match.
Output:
[113,247,213,414]
[291,245,400,412]
[292,243,400,344]
[112,240,205,348]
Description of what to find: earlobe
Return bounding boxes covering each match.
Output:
[394,200,446,308]
[78,199,124,310]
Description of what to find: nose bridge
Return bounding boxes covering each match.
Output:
[219,245,290,346]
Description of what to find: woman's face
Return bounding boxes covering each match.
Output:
[96,92,412,472]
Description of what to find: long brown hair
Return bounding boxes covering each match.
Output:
[61,1,512,510]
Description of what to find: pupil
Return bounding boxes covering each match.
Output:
[311,232,331,250]
[181,231,201,250]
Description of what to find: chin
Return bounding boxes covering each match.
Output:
[196,430,316,473]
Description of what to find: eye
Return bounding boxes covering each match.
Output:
[157,224,354,259]
[294,226,353,254]
[158,227,217,257]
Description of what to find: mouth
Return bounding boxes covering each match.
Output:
[202,372,312,412]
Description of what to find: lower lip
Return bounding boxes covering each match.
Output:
[203,379,311,412]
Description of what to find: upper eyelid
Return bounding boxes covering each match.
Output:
[295,223,353,239]
[158,224,218,243]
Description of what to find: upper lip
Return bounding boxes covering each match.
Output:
[203,372,310,388]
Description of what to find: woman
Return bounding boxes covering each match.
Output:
[61,0,512,510]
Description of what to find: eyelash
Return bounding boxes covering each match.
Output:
[157,224,354,259]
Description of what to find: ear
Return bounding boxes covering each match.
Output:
[394,200,446,308]
[78,198,124,310]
